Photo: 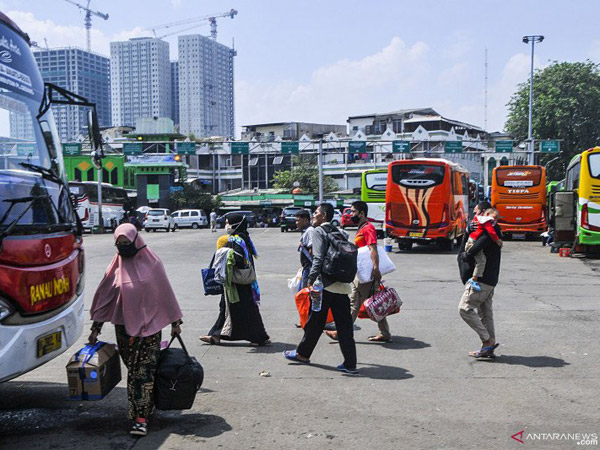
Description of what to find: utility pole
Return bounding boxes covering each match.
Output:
[523,35,544,165]
[318,139,324,203]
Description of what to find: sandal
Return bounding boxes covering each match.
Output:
[469,343,499,359]
[367,334,392,343]
[324,330,338,341]
[283,350,310,364]
[130,422,147,436]
[250,339,271,347]
[199,335,220,345]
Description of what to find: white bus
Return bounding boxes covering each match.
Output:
[68,181,128,231]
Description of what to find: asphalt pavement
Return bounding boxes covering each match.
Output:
[1,227,599,450]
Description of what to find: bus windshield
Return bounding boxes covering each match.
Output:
[0,21,74,234]
[589,153,600,178]
[495,168,542,187]
[391,164,445,188]
[364,171,387,191]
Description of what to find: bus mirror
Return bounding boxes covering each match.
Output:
[87,109,103,154]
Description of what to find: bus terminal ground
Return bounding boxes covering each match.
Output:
[1,228,599,449]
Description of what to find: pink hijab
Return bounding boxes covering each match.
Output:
[90,223,183,337]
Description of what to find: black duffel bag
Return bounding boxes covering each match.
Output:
[154,334,204,410]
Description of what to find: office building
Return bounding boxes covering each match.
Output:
[110,38,171,128]
[31,47,110,142]
[178,34,235,138]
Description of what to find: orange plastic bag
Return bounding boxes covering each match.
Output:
[295,287,334,328]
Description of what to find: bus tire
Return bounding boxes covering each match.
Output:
[146,228,150,232]
[191,222,199,229]
[398,240,412,251]
[439,238,454,251]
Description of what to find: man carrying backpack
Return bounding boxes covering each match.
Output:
[325,200,392,342]
[283,203,358,374]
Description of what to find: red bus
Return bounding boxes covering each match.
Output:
[0,12,91,382]
[491,165,547,238]
[386,158,469,251]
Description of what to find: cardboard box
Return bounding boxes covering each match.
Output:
[66,341,121,400]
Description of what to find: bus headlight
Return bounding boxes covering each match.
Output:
[0,298,14,321]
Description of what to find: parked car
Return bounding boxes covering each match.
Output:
[280,206,304,232]
[341,207,354,228]
[216,210,256,228]
[331,209,342,227]
[144,208,175,232]
[172,209,208,229]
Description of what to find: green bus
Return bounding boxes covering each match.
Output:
[361,168,388,237]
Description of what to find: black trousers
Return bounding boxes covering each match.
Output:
[297,289,357,369]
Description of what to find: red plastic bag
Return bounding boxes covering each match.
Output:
[295,287,334,328]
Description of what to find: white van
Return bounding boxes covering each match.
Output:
[144,208,175,232]
[172,209,208,229]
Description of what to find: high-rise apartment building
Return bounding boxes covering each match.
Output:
[31,48,110,142]
[110,38,171,127]
[171,61,179,126]
[178,34,235,138]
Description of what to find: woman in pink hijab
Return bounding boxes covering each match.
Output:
[88,223,183,437]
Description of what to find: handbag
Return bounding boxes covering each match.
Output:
[154,334,204,410]
[232,264,257,285]
[358,283,402,322]
[202,255,223,296]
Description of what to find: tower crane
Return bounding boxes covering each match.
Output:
[147,9,237,40]
[64,0,109,51]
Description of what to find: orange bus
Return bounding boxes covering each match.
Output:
[491,165,547,238]
[386,158,469,251]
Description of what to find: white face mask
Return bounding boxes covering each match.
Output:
[225,224,233,233]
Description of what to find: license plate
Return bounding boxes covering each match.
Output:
[512,233,526,240]
[153,219,160,222]
[37,331,62,358]
[409,231,423,237]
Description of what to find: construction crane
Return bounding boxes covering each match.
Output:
[147,9,237,40]
[64,0,109,51]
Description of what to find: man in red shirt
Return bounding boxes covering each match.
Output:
[326,200,392,342]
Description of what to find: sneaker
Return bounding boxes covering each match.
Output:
[336,364,359,375]
[468,279,481,292]
[130,422,147,436]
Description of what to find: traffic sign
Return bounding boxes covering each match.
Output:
[444,141,463,153]
[176,142,196,155]
[16,143,36,156]
[123,142,143,155]
[231,142,249,154]
[540,140,560,153]
[393,141,411,153]
[348,141,366,153]
[495,140,513,153]
[281,142,299,154]
[63,143,81,156]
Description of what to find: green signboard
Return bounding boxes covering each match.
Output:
[348,141,367,154]
[392,141,411,153]
[444,141,463,154]
[16,143,36,156]
[281,142,299,154]
[63,143,81,156]
[176,142,196,155]
[231,142,250,154]
[540,140,560,153]
[123,142,143,155]
[147,184,159,201]
[495,140,513,153]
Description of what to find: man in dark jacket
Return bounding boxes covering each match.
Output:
[457,201,502,359]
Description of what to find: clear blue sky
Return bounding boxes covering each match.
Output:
[4,0,600,136]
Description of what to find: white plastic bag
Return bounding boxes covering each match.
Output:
[287,268,303,292]
[356,245,396,284]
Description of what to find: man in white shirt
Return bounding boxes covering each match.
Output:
[210,210,217,232]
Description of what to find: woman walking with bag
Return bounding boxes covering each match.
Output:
[88,223,183,437]
[200,214,270,346]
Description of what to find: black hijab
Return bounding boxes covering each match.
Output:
[227,214,256,257]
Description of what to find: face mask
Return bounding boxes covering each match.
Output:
[351,214,361,224]
[116,234,144,258]
[225,224,233,233]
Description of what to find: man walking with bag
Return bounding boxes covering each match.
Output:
[284,203,358,374]
[326,201,392,342]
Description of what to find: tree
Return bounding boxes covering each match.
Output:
[272,155,339,193]
[505,61,600,180]
[168,184,221,213]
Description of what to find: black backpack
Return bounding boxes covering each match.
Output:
[154,335,204,410]
[321,223,358,283]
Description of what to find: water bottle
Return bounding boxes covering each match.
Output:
[311,278,323,312]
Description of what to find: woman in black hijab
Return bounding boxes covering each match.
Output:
[200,214,270,346]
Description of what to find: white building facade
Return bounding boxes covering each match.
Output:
[110,38,171,128]
[178,34,235,138]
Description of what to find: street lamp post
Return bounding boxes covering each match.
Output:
[522,34,544,165]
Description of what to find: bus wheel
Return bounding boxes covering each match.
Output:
[398,240,412,251]
[146,228,150,232]
[439,238,454,251]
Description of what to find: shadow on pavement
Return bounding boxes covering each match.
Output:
[285,361,413,380]
[201,341,296,354]
[492,355,570,368]
[355,336,431,351]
